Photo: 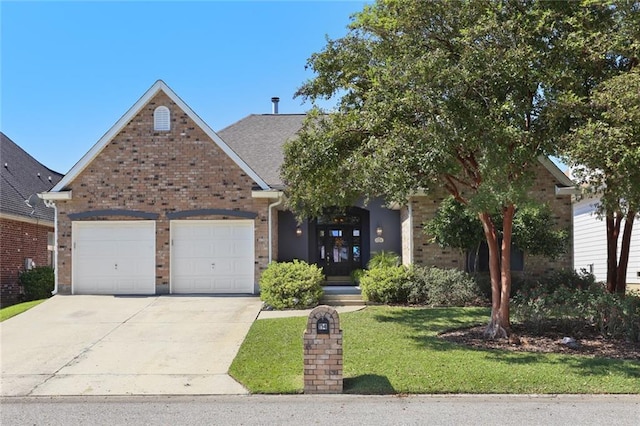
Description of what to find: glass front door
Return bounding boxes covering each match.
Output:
[317,224,362,277]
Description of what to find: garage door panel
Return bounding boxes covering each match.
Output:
[73,221,156,295]
[171,220,254,294]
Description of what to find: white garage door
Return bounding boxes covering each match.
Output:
[72,221,156,295]
[171,220,254,294]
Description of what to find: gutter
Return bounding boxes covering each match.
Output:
[267,194,284,263]
[252,190,285,264]
[555,186,580,196]
[40,196,59,295]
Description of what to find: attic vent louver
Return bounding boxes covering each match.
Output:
[154,106,170,131]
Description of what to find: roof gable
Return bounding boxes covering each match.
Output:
[0,132,63,221]
[50,80,269,192]
[219,114,306,188]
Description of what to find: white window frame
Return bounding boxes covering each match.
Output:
[154,106,170,131]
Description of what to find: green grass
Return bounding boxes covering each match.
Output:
[0,299,46,322]
[229,306,640,394]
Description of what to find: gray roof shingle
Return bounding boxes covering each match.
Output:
[218,114,306,189]
[0,132,63,222]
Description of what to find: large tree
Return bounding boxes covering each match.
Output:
[556,1,640,294]
[563,70,640,294]
[282,1,604,337]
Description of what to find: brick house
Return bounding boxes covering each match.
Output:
[1,133,63,306]
[42,81,574,296]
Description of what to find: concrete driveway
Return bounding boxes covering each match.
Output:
[0,295,263,396]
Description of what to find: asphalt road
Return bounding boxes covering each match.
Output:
[1,394,639,425]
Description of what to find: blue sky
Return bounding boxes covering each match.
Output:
[1,1,368,173]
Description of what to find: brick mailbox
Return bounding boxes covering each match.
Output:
[303,305,343,394]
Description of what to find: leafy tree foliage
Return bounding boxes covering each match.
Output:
[282,1,632,337]
[564,70,640,293]
[512,205,570,260]
[426,197,569,264]
[424,196,486,252]
[556,2,640,294]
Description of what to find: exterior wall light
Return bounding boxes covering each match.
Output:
[296,226,303,237]
[376,226,383,237]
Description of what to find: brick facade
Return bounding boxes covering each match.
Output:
[53,91,273,294]
[303,305,343,394]
[404,160,573,276]
[0,217,53,306]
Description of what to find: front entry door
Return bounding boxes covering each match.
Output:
[317,224,362,277]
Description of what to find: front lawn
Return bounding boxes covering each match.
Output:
[229,306,640,394]
[0,299,45,322]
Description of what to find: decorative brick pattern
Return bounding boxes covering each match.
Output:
[303,305,343,394]
[53,91,273,294]
[0,217,53,307]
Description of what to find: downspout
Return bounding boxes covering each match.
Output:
[408,201,414,264]
[268,195,283,263]
[43,199,58,295]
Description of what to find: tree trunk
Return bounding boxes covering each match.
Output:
[478,211,508,339]
[605,213,620,293]
[498,204,515,334]
[616,210,636,294]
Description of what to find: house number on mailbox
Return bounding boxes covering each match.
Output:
[316,317,330,334]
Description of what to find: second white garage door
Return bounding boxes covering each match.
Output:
[170,220,255,294]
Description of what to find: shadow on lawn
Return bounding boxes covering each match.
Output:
[372,306,489,335]
[344,374,396,394]
[371,306,640,379]
[483,350,640,378]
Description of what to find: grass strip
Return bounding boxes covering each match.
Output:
[229,306,640,394]
[0,299,46,322]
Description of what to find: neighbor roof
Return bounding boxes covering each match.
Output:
[219,114,306,189]
[0,132,63,222]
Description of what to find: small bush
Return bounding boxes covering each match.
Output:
[350,268,365,285]
[19,266,54,301]
[360,266,410,304]
[513,279,640,342]
[367,251,401,269]
[259,260,324,310]
[408,266,485,307]
[516,269,596,297]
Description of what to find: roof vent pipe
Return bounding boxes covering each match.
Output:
[271,97,280,114]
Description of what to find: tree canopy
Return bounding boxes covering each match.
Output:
[284,1,577,218]
[555,1,640,293]
[282,0,638,335]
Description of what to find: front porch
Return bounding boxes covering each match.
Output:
[320,284,365,306]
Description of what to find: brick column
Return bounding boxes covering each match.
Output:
[303,305,343,394]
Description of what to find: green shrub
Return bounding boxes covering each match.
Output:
[360,265,410,304]
[513,280,640,342]
[516,269,596,297]
[19,266,54,301]
[259,260,324,309]
[350,268,365,285]
[408,266,485,307]
[367,251,401,269]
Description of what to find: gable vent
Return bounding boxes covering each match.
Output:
[154,106,170,131]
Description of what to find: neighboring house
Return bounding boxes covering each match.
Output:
[42,80,574,296]
[573,196,640,289]
[0,133,63,306]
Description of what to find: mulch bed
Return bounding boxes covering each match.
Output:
[439,321,640,360]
